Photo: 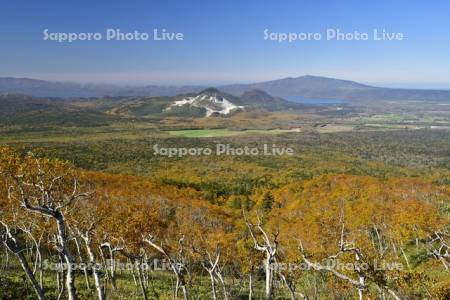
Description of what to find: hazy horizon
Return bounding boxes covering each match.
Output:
[2,0,450,89]
[1,73,450,90]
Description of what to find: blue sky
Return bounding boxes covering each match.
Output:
[1,0,449,87]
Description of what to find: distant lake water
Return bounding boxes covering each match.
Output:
[285,96,347,104]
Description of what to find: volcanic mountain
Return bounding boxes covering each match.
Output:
[165,88,244,117]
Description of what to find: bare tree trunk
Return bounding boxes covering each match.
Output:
[244,214,277,300]
[208,271,217,300]
[248,273,253,300]
[1,223,45,300]
[174,277,180,300]
[37,233,44,288]
[99,246,111,289]
[279,272,297,300]
[28,233,42,276]
[215,269,229,300]
[354,251,365,300]
[16,249,45,300]
[4,248,10,269]
[56,260,61,293]
[57,254,65,300]
[299,225,367,300]
[137,260,148,300]
[56,216,78,300]
[74,237,91,290]
[105,243,117,289]
[143,254,152,289]
[357,288,363,300]
[83,237,105,300]
[39,253,44,288]
[143,236,190,300]
[386,288,402,300]
[264,255,273,300]
[400,247,411,270]
[180,285,189,300]
[129,258,138,286]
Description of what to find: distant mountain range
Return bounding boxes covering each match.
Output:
[0,77,205,98]
[221,76,450,102]
[1,75,450,102]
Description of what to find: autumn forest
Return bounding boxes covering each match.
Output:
[0,118,449,300]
